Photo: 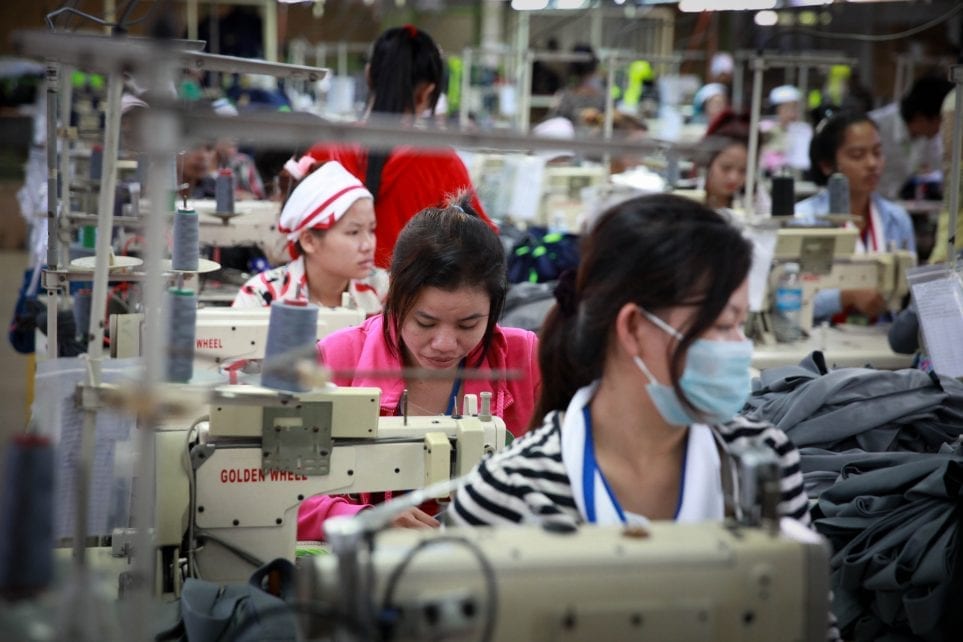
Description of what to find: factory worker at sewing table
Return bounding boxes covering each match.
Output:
[795,112,916,322]
[231,160,388,314]
[297,199,541,538]
[448,194,811,530]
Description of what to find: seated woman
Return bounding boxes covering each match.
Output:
[306,25,493,268]
[699,110,770,215]
[448,193,809,530]
[297,198,541,538]
[231,160,388,315]
[795,112,916,321]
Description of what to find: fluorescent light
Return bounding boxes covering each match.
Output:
[511,0,550,9]
[555,0,589,8]
[679,0,777,11]
[754,10,778,26]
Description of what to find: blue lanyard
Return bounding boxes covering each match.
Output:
[581,404,626,524]
[444,358,467,416]
[581,404,690,523]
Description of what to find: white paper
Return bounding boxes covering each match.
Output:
[910,275,963,378]
[744,226,779,313]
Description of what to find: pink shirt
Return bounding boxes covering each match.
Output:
[297,314,541,539]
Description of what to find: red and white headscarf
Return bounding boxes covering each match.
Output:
[278,160,373,257]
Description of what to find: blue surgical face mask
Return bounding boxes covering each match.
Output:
[633,307,753,426]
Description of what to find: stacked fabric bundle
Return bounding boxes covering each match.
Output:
[743,352,963,640]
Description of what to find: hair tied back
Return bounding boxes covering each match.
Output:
[403,24,418,39]
[553,269,578,317]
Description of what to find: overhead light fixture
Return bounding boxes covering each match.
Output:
[511,0,550,10]
[679,0,777,11]
[754,10,778,26]
[555,0,589,8]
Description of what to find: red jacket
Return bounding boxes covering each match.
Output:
[306,144,494,268]
[297,315,540,539]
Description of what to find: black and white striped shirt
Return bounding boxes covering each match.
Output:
[449,411,811,527]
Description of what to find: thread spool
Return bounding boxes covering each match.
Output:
[73,288,92,343]
[89,145,103,182]
[828,172,850,215]
[0,434,54,598]
[262,299,319,392]
[166,288,197,383]
[171,208,199,271]
[215,168,235,215]
[771,175,795,217]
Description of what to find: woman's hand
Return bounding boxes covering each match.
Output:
[390,507,440,529]
[841,288,887,317]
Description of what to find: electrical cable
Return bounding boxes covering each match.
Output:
[194,531,266,569]
[380,535,498,642]
[761,3,963,48]
[182,418,205,579]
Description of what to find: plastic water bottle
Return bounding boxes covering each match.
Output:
[773,262,803,343]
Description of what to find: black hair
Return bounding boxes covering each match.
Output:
[382,194,506,366]
[699,109,751,170]
[533,193,752,425]
[367,25,444,116]
[808,111,878,186]
[899,75,953,123]
[568,44,599,80]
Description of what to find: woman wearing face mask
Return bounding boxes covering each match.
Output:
[296,197,541,538]
[795,112,916,321]
[304,25,493,268]
[232,161,387,314]
[448,194,807,530]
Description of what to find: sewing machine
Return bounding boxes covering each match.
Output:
[769,227,916,334]
[110,306,364,374]
[300,520,829,642]
[153,385,507,585]
[298,437,829,642]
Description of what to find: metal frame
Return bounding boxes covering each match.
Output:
[739,51,858,218]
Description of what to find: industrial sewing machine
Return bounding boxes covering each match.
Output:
[110,305,364,375]
[296,439,830,642]
[769,226,916,334]
[152,385,507,586]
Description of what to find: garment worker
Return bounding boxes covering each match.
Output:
[297,198,541,538]
[869,76,953,201]
[305,25,492,268]
[232,160,387,314]
[447,193,810,530]
[699,110,770,215]
[795,112,916,321]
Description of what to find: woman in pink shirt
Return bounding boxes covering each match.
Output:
[298,198,541,538]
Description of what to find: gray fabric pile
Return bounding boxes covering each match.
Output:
[743,352,963,641]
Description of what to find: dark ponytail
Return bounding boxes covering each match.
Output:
[531,194,753,425]
[367,25,444,116]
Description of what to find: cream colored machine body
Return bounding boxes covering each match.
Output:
[111,306,364,372]
[771,227,916,333]
[155,385,507,584]
[302,521,830,642]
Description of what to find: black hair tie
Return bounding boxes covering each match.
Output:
[553,269,578,317]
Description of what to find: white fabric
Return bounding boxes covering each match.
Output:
[869,102,943,200]
[710,52,734,78]
[694,83,726,110]
[853,201,887,254]
[769,85,801,106]
[278,161,373,243]
[559,382,725,526]
[675,423,725,522]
